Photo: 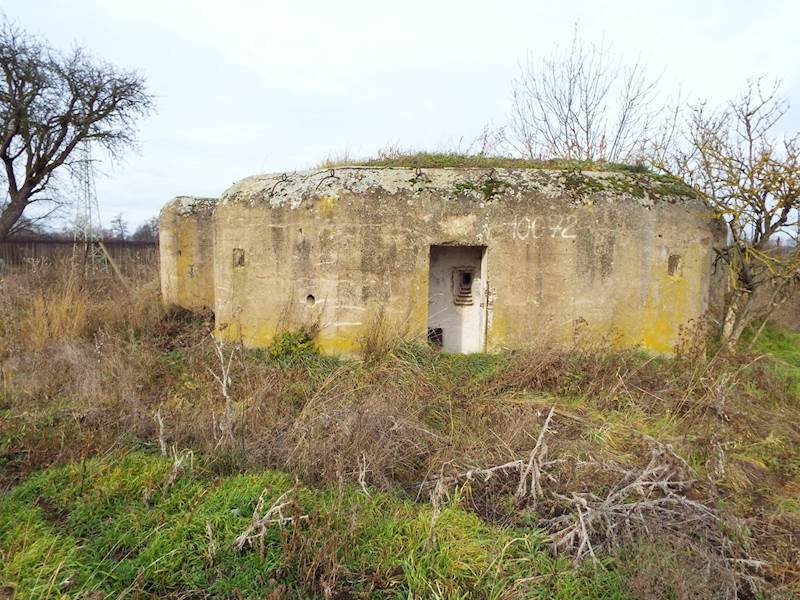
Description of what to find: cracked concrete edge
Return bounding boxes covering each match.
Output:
[219,166,701,211]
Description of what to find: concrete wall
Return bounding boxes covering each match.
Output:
[206,167,723,355]
[159,196,216,311]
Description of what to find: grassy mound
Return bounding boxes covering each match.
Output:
[315,151,698,199]
[0,451,626,599]
[325,151,650,173]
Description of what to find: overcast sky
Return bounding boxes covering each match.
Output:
[5,0,800,228]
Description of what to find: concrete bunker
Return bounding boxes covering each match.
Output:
[159,165,725,356]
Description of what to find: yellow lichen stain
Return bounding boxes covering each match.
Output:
[487,306,509,351]
[213,318,273,348]
[407,266,430,336]
[238,316,366,357]
[608,301,645,350]
[640,251,693,354]
[316,329,363,356]
[319,195,338,219]
[605,243,704,354]
[215,320,244,345]
[640,308,676,353]
[247,321,280,348]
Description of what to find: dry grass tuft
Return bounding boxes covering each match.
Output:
[19,269,89,349]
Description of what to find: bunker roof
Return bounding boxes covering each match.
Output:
[222,159,702,211]
[161,195,217,216]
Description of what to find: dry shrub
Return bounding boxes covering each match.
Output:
[748,511,800,596]
[277,503,365,597]
[482,338,791,428]
[358,309,417,364]
[16,268,89,350]
[0,408,118,487]
[619,540,732,600]
[674,315,716,362]
[358,310,394,364]
[481,340,663,407]
[92,278,164,334]
[284,361,442,489]
[3,259,163,353]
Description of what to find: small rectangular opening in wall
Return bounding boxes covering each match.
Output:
[668,254,681,276]
[233,248,245,268]
[427,327,443,348]
[453,267,475,305]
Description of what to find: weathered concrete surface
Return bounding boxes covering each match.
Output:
[159,196,216,311]
[188,166,724,355]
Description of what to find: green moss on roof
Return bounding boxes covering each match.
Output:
[318,152,701,199]
[559,169,702,201]
[324,151,652,173]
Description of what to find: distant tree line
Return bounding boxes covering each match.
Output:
[4,213,157,242]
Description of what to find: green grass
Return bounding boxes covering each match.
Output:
[0,451,630,599]
[752,324,800,369]
[396,341,507,381]
[322,151,650,174]
[749,323,800,397]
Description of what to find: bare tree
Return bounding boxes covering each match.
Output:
[509,30,660,163]
[0,19,153,241]
[131,216,158,241]
[110,213,128,240]
[656,80,800,349]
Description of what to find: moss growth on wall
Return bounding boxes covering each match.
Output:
[557,168,701,203]
[560,169,607,199]
[452,176,510,200]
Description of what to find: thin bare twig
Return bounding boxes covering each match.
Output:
[207,335,237,450]
[154,407,167,457]
[232,488,308,555]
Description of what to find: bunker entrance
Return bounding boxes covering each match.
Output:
[427,245,487,353]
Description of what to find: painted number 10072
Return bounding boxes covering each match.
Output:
[512,215,577,240]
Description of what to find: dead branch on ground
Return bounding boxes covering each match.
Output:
[419,411,767,596]
[420,407,561,506]
[165,446,193,487]
[232,488,308,556]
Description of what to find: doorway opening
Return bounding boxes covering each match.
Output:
[427,245,487,353]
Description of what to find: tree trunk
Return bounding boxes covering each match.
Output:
[0,192,29,241]
[720,291,753,351]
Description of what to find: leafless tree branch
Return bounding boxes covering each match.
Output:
[651,78,800,347]
[508,29,660,164]
[0,17,153,240]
